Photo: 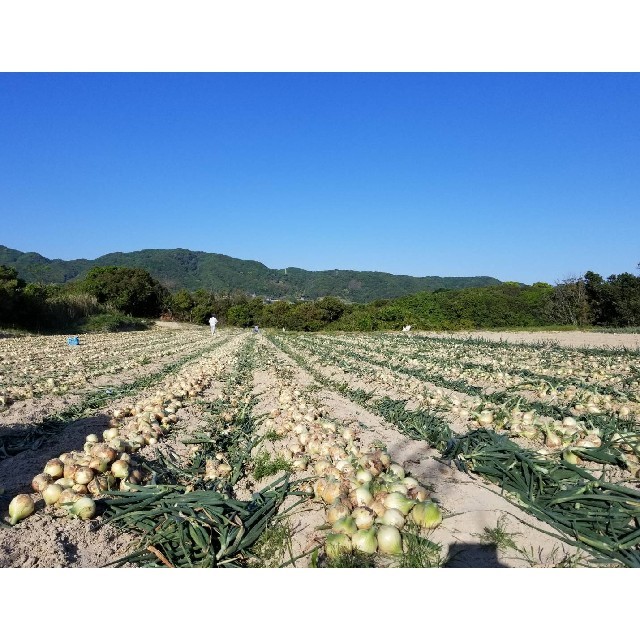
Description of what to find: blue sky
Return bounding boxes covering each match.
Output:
[1,73,639,284]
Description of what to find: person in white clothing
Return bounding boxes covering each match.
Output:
[209,315,218,335]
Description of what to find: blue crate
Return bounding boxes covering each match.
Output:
[67,336,80,346]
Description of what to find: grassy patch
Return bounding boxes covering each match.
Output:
[80,313,152,333]
[250,521,295,568]
[324,551,377,568]
[398,524,443,568]
[253,451,293,482]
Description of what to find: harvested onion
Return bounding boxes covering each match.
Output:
[8,494,34,525]
[377,525,403,555]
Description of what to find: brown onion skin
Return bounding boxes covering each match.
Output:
[32,473,53,492]
[44,459,64,480]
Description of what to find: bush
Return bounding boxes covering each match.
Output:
[79,313,151,333]
[80,266,168,318]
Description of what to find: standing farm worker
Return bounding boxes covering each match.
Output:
[209,315,218,335]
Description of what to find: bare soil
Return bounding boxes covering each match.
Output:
[0,330,620,568]
[423,330,640,350]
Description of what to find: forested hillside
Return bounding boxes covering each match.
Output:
[0,245,500,303]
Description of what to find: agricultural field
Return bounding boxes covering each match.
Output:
[1,326,640,568]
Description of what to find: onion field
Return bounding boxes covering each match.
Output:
[2,326,640,568]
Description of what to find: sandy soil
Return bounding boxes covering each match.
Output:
[154,321,201,330]
[0,335,244,567]
[0,330,625,568]
[422,330,640,349]
[256,336,588,568]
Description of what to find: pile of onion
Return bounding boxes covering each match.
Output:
[268,382,444,562]
[5,359,226,525]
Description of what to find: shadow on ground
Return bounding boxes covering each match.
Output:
[444,542,509,568]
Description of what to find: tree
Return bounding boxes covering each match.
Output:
[315,296,347,323]
[606,272,640,326]
[0,266,26,326]
[547,276,591,326]
[169,289,195,322]
[80,266,168,317]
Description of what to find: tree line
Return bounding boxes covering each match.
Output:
[1,263,639,333]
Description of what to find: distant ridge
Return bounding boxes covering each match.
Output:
[0,245,502,303]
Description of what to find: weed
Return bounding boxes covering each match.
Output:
[477,515,521,552]
[397,524,444,568]
[253,451,293,482]
[251,521,295,568]
[517,543,593,568]
[324,551,376,568]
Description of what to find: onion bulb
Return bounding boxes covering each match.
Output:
[314,459,332,475]
[325,533,352,559]
[402,476,420,490]
[314,477,328,500]
[74,466,94,485]
[563,449,581,465]
[32,473,52,492]
[332,516,358,536]
[369,499,386,518]
[384,492,416,515]
[89,457,109,473]
[379,508,405,529]
[341,428,355,442]
[218,463,232,477]
[57,489,80,506]
[408,486,430,502]
[352,507,375,530]
[327,499,350,525]
[388,463,405,479]
[43,483,63,506]
[8,494,35,525]
[352,528,378,554]
[355,468,373,484]
[291,456,308,472]
[321,480,343,505]
[103,427,119,441]
[335,459,353,475]
[94,445,118,463]
[388,482,409,496]
[111,460,129,479]
[410,501,443,529]
[69,496,96,520]
[72,484,89,495]
[546,431,563,449]
[350,485,373,508]
[44,459,64,480]
[63,464,78,479]
[377,525,403,555]
[378,451,391,469]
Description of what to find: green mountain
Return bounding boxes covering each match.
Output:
[0,245,502,303]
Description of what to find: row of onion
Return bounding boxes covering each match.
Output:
[0,327,216,406]
[265,384,443,560]
[300,335,639,473]
[5,360,227,526]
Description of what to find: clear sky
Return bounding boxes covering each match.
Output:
[1,72,639,284]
